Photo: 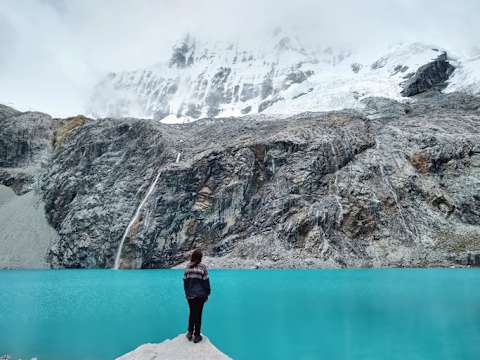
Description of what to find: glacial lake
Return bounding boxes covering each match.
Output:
[1,269,479,360]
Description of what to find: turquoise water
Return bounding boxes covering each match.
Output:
[0,269,479,360]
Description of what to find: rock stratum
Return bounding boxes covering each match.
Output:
[1,91,480,269]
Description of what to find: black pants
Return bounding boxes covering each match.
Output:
[187,297,206,336]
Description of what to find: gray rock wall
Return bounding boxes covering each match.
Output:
[1,93,479,269]
[0,108,56,194]
[41,94,480,268]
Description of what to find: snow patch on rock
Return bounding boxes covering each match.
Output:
[160,114,194,124]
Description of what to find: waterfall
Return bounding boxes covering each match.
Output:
[320,236,329,257]
[375,139,414,239]
[378,164,413,238]
[330,142,344,225]
[113,169,163,269]
[312,207,329,256]
[176,152,181,163]
[271,158,276,174]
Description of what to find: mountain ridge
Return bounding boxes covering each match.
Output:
[87,34,469,123]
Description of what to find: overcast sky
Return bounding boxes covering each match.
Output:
[0,0,478,116]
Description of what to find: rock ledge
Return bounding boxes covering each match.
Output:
[116,334,231,360]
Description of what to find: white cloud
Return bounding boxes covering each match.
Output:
[0,0,478,116]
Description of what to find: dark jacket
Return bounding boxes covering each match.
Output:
[183,262,211,299]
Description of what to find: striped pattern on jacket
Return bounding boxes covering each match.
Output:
[183,262,211,299]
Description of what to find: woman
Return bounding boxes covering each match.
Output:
[183,248,211,343]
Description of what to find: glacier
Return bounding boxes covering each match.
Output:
[87,31,466,123]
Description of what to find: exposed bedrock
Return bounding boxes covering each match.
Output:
[0,106,62,268]
[401,53,455,97]
[0,106,56,194]
[36,93,480,268]
[1,93,480,268]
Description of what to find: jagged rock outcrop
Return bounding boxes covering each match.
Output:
[0,107,60,268]
[0,106,56,194]
[42,119,167,267]
[41,109,375,268]
[401,53,455,97]
[0,104,20,120]
[32,93,480,268]
[1,92,480,269]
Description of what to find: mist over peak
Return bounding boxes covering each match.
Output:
[1,0,479,116]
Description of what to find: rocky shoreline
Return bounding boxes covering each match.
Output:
[173,256,477,270]
[1,92,480,269]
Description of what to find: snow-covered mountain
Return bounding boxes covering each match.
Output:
[87,30,474,122]
[446,54,480,95]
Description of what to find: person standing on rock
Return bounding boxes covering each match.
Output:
[184,248,211,343]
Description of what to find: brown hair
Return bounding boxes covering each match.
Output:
[190,249,203,266]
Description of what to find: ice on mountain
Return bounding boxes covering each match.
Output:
[87,37,464,122]
[446,55,480,95]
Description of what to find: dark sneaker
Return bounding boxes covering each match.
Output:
[186,332,193,341]
[193,335,203,343]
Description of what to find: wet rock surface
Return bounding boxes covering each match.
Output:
[1,92,480,268]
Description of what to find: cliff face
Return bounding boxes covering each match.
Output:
[1,93,480,269]
[43,110,375,268]
[0,105,56,194]
[39,93,480,268]
[0,106,59,268]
